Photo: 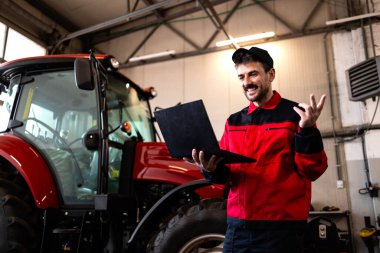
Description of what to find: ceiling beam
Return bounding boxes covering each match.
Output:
[142,0,201,50]
[203,0,243,49]
[53,0,181,50]
[253,0,299,33]
[166,23,201,50]
[198,0,238,49]
[301,0,324,31]
[120,25,352,68]
[24,0,79,32]
[125,25,161,63]
[88,0,231,45]
[0,0,61,47]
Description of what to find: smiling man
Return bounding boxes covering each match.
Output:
[188,47,328,253]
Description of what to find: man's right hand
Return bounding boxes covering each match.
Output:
[183,149,224,172]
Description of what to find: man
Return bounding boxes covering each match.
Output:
[186,47,328,253]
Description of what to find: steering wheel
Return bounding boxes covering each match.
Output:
[25,117,84,187]
[68,137,83,147]
[25,117,69,148]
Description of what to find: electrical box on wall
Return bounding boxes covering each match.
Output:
[346,56,380,101]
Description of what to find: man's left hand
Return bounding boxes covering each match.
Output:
[293,94,326,128]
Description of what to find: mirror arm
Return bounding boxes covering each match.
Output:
[108,140,124,149]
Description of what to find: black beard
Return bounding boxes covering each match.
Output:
[243,83,257,92]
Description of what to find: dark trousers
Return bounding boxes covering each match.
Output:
[223,218,305,253]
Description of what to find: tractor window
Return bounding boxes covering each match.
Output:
[106,74,155,192]
[25,104,57,138]
[107,74,154,142]
[13,69,99,204]
[0,79,18,132]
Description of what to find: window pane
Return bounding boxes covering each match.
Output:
[0,23,6,58]
[0,77,19,132]
[14,69,99,204]
[4,29,46,61]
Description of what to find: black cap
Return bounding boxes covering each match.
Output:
[232,47,273,68]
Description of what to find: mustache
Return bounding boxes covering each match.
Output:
[243,84,257,91]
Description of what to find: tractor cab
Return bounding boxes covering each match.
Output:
[0,55,156,205]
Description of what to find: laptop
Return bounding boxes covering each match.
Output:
[154,100,255,164]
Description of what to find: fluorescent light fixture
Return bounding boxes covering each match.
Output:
[216,32,275,47]
[129,50,176,62]
[326,12,380,25]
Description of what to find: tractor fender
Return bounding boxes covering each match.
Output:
[128,179,212,244]
[0,133,59,208]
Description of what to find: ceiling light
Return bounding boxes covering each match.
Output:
[129,50,176,62]
[326,12,380,25]
[216,32,275,47]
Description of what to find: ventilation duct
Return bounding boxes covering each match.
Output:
[346,56,380,101]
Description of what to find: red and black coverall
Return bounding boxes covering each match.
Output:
[202,91,328,253]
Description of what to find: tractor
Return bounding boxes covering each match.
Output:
[0,53,226,253]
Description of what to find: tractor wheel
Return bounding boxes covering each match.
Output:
[151,198,226,253]
[0,165,41,253]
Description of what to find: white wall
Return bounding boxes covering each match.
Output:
[332,23,380,253]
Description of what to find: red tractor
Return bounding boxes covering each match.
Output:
[0,53,226,253]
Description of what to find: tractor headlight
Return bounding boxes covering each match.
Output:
[144,87,157,100]
[109,57,120,69]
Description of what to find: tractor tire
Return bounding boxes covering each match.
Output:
[151,198,226,253]
[0,166,41,253]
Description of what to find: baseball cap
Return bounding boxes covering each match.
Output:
[232,47,273,68]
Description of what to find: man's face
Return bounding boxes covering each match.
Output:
[236,61,275,106]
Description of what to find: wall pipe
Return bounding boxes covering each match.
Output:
[323,32,343,180]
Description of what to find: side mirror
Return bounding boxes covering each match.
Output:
[83,129,100,151]
[74,58,95,90]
